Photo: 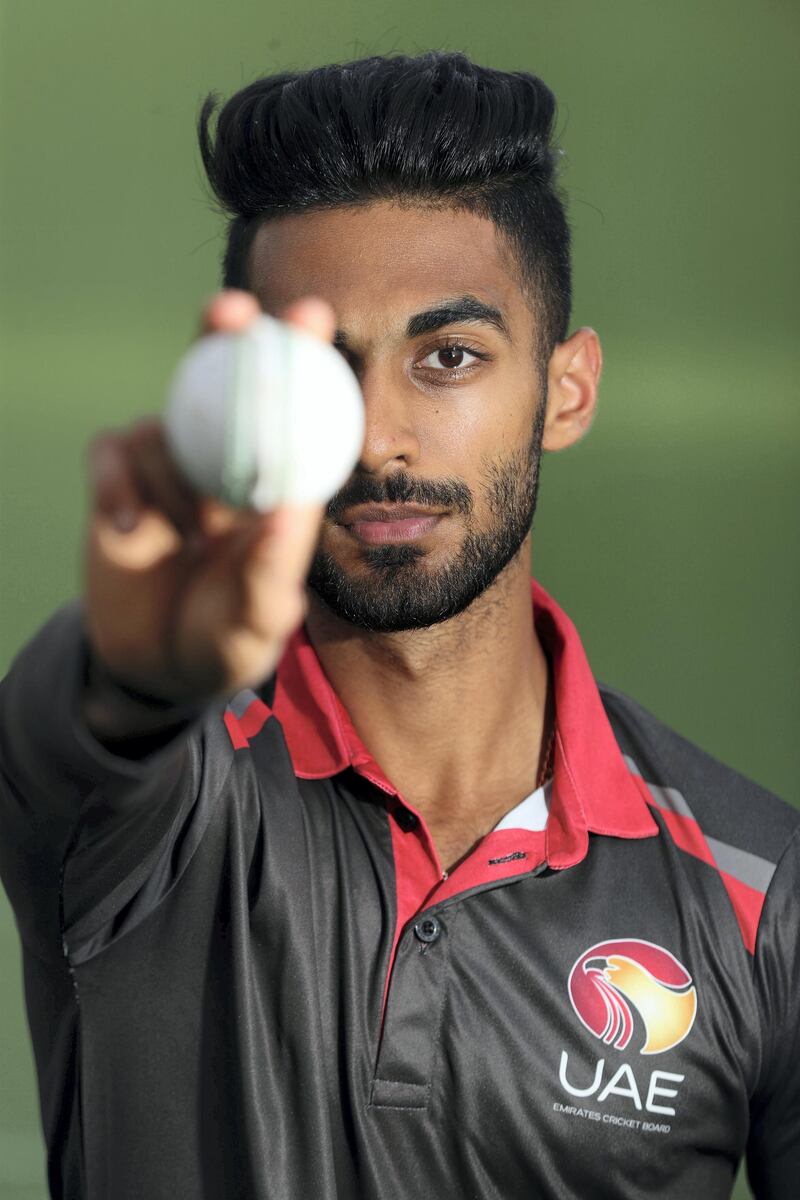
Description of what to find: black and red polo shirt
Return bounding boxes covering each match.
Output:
[1,579,798,1199]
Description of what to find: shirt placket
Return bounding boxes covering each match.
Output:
[350,756,551,1112]
[368,904,458,1110]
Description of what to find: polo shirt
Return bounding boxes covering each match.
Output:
[0,579,798,1200]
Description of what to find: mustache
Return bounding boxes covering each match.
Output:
[326,471,474,521]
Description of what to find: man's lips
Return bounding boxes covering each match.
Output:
[339,505,447,544]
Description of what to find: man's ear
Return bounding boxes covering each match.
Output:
[542,328,602,452]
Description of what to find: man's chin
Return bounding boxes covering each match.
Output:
[305,577,443,634]
[306,550,442,631]
[305,533,507,634]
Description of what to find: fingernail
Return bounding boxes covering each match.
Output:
[113,509,138,533]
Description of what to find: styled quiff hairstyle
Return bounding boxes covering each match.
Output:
[198,51,571,357]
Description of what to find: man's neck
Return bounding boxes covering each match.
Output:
[303,554,551,829]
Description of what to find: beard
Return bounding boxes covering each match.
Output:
[306,398,546,634]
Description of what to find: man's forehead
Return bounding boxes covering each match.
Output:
[249,201,524,338]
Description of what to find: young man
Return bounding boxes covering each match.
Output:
[1,51,797,1200]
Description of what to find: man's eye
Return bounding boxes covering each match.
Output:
[418,345,482,371]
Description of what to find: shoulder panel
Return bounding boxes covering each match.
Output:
[599,685,800,954]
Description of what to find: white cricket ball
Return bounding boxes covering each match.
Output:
[163,313,364,510]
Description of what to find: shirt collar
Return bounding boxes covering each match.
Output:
[272,578,657,867]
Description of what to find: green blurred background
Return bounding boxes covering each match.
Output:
[1,0,797,1196]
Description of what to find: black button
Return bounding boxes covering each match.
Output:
[395,806,418,832]
[414,916,442,944]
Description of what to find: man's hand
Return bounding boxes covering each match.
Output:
[83,289,335,717]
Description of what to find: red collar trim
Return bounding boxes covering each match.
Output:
[273,580,658,867]
[272,633,352,778]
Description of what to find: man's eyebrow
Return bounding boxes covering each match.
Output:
[333,294,511,350]
[405,295,511,341]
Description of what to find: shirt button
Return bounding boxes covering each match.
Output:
[395,806,419,832]
[414,916,442,944]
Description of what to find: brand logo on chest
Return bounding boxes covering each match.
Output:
[568,938,697,1055]
[556,939,698,1128]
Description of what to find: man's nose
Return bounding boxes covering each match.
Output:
[354,363,422,474]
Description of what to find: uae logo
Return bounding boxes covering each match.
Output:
[568,939,697,1056]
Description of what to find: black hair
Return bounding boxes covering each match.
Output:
[198,51,571,357]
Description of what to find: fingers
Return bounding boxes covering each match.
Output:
[89,509,183,573]
[166,503,322,693]
[88,286,339,550]
[87,419,203,537]
[279,297,337,343]
[199,289,261,337]
[88,431,145,534]
[199,287,337,345]
[129,419,207,535]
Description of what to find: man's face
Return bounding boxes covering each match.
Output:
[249,201,547,633]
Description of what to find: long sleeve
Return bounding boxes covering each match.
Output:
[0,599,208,961]
[746,827,800,1197]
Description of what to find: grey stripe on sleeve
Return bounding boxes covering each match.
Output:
[623,755,776,895]
[623,756,694,819]
[704,836,776,895]
[228,688,260,719]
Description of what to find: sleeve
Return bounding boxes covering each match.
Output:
[746,825,800,1198]
[0,598,213,962]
